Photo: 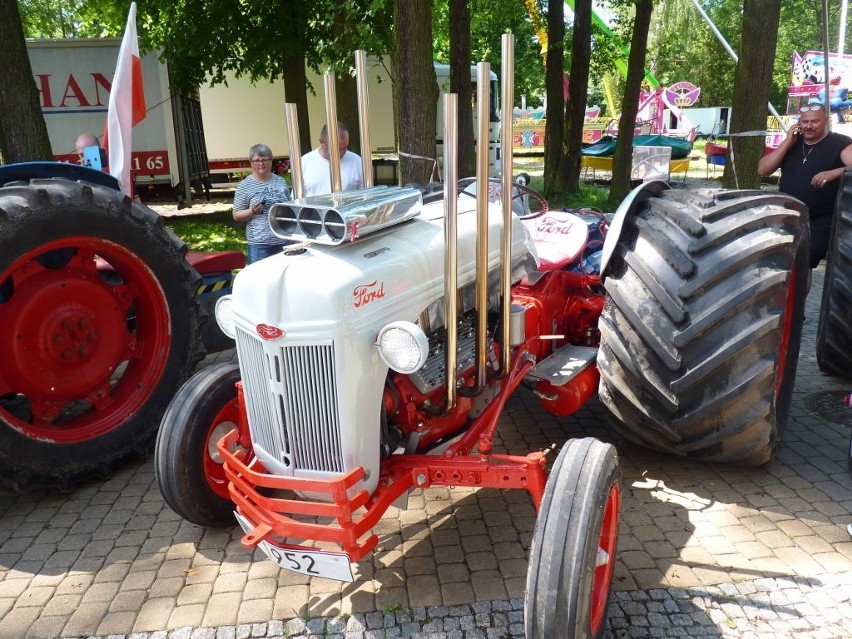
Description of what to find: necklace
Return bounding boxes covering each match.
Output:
[802,134,827,164]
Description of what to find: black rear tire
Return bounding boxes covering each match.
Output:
[155,362,240,526]
[816,170,852,377]
[0,178,203,490]
[598,189,808,465]
[525,438,621,639]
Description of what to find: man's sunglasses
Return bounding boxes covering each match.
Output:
[799,104,825,113]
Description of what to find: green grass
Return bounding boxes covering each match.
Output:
[515,155,612,212]
[164,212,247,253]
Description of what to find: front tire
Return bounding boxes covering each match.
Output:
[598,188,808,465]
[155,362,240,526]
[816,170,852,377]
[525,438,621,639]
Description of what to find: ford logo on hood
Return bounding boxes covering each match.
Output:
[256,324,284,340]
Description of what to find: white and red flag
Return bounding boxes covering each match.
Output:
[103,1,147,196]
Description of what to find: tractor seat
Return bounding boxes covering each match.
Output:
[521,210,589,271]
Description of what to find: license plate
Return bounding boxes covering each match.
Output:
[234,512,354,582]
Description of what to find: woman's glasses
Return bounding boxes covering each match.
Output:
[252,158,271,164]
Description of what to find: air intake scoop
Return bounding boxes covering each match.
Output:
[269,186,423,246]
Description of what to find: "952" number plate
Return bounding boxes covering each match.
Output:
[234,513,354,582]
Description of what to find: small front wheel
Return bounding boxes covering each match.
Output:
[525,438,621,639]
[155,362,241,526]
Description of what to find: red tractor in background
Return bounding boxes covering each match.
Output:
[0,160,244,490]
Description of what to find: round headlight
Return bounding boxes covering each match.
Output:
[376,321,429,374]
[214,295,236,339]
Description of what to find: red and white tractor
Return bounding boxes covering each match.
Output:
[155,45,808,639]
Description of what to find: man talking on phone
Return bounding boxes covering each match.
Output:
[759,102,852,267]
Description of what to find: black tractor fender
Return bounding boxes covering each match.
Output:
[599,180,670,279]
[0,161,120,191]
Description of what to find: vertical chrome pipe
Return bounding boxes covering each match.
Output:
[499,34,515,375]
[323,72,343,193]
[473,61,491,393]
[443,93,459,413]
[355,50,374,189]
[284,103,304,199]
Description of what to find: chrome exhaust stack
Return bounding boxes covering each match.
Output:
[472,61,491,393]
[499,34,515,375]
[442,93,459,412]
[284,103,304,199]
[323,72,343,194]
[355,50,374,189]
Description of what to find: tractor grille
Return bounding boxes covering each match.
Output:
[236,328,344,474]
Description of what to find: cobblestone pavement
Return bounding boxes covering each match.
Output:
[1,267,850,639]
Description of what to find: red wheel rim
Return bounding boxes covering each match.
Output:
[590,482,620,635]
[0,237,171,443]
[203,399,239,500]
[776,264,797,397]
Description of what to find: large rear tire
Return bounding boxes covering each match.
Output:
[525,438,620,639]
[598,189,808,465]
[155,362,239,526]
[0,178,204,489]
[816,171,852,377]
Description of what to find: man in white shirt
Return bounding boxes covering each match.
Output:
[301,121,364,196]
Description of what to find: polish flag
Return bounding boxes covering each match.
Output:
[103,2,146,197]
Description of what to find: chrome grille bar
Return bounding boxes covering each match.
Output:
[236,329,291,464]
[281,343,343,472]
[235,329,343,473]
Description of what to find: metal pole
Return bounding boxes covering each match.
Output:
[823,0,833,132]
[323,72,342,193]
[473,61,491,394]
[500,34,515,376]
[442,93,459,413]
[284,103,304,199]
[355,50,374,188]
[840,0,849,58]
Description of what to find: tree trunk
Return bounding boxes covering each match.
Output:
[0,0,53,163]
[449,0,475,179]
[723,0,780,188]
[563,0,593,193]
[609,0,654,205]
[393,0,437,185]
[282,51,312,156]
[542,0,565,196]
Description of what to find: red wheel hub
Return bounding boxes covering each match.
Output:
[776,265,797,396]
[590,483,620,635]
[0,237,171,442]
[204,400,240,500]
[9,269,128,401]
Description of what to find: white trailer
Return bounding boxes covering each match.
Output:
[199,58,500,182]
[26,38,208,202]
[679,106,731,137]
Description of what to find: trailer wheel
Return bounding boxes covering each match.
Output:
[525,438,620,639]
[155,362,239,526]
[598,188,808,465]
[816,172,852,377]
[0,178,203,490]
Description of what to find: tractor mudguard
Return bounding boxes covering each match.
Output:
[0,161,120,191]
[599,180,669,278]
